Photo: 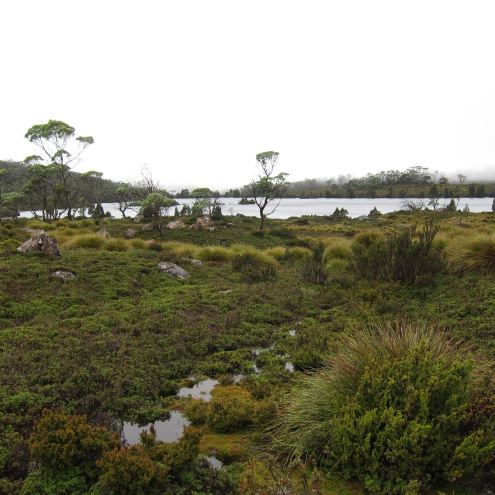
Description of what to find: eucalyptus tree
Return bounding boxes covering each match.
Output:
[25,120,94,219]
[116,184,134,218]
[251,151,288,230]
[81,170,105,217]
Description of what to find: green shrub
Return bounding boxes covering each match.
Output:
[232,251,276,283]
[302,242,328,284]
[130,239,147,250]
[273,324,495,494]
[184,399,208,425]
[351,220,444,283]
[207,386,256,433]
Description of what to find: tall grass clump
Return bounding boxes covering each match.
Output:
[351,219,444,283]
[197,245,233,262]
[66,234,105,250]
[232,248,277,282]
[302,242,328,284]
[447,234,495,274]
[272,324,495,494]
[104,239,129,252]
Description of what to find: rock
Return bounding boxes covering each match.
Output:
[190,215,215,231]
[97,228,110,238]
[141,223,153,231]
[51,270,76,281]
[218,289,232,295]
[167,220,186,230]
[226,222,235,227]
[157,262,189,280]
[181,257,203,267]
[17,232,61,256]
[134,214,144,223]
[125,228,137,239]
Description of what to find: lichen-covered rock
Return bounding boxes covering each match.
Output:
[167,220,186,230]
[190,215,215,231]
[125,228,136,239]
[51,270,76,281]
[141,223,153,231]
[17,232,61,256]
[97,228,110,238]
[157,262,189,280]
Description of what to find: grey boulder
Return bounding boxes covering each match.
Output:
[157,262,189,280]
[17,232,61,256]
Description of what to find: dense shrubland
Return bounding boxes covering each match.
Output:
[1,210,495,494]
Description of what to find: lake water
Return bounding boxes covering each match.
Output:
[20,197,494,220]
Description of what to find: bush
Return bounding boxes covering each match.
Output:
[302,242,328,285]
[184,399,209,426]
[273,324,495,494]
[232,251,277,283]
[207,386,256,433]
[351,220,444,283]
[447,234,495,274]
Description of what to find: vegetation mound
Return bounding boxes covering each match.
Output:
[273,324,495,494]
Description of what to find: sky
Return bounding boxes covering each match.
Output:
[1,0,495,191]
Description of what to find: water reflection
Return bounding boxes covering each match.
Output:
[177,378,219,401]
[122,410,191,445]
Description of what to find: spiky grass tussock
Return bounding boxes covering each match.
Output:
[270,323,494,493]
[447,234,495,274]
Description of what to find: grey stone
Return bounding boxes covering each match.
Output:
[51,270,76,281]
[17,232,61,256]
[167,220,186,230]
[157,262,189,280]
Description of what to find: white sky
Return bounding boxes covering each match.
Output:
[1,0,495,190]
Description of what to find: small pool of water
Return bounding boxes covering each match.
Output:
[177,378,219,401]
[123,410,191,445]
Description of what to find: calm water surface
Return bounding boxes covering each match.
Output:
[21,197,495,220]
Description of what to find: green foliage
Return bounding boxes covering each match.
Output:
[232,250,277,283]
[273,324,495,494]
[140,193,177,220]
[351,220,445,283]
[448,234,495,274]
[302,242,328,284]
[207,386,256,433]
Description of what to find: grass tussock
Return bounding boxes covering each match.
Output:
[447,234,495,274]
[65,234,105,250]
[272,323,494,494]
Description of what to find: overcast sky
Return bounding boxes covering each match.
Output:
[1,1,495,190]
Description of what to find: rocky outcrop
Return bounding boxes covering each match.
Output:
[51,270,76,281]
[157,262,189,280]
[190,215,215,231]
[17,232,61,256]
[167,220,186,230]
[125,228,137,239]
[97,228,110,238]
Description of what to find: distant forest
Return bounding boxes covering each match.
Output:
[1,160,494,216]
[226,166,495,199]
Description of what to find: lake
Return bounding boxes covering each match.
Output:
[20,197,494,220]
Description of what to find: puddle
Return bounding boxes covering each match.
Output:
[177,378,218,401]
[123,410,191,445]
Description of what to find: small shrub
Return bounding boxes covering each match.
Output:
[207,386,256,433]
[273,324,495,494]
[130,239,147,250]
[147,240,163,252]
[302,242,328,285]
[232,251,277,283]
[351,220,444,283]
[183,399,208,426]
